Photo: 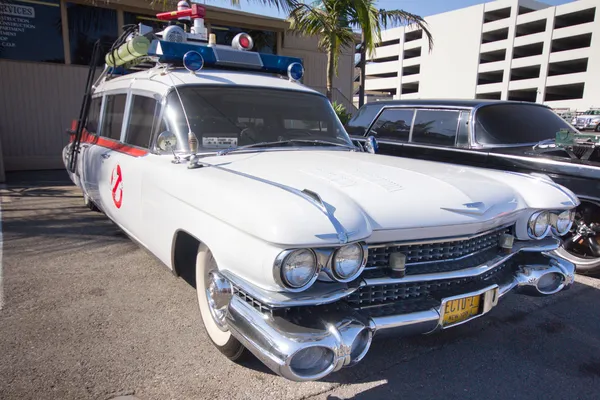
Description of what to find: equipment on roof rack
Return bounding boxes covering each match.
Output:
[97,1,304,82]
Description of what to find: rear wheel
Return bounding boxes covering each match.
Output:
[195,244,247,360]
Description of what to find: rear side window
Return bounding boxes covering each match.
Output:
[101,94,127,140]
[125,95,160,148]
[474,104,577,145]
[411,109,460,146]
[368,108,414,141]
[86,97,102,134]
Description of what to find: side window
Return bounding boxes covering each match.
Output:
[86,97,102,134]
[346,104,383,136]
[101,94,127,140]
[411,110,460,147]
[124,95,160,148]
[368,108,414,141]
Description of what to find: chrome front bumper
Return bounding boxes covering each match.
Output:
[222,252,575,382]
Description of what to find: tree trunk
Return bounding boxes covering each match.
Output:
[326,49,334,102]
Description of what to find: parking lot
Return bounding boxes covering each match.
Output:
[1,171,599,400]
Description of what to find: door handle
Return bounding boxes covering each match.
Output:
[101,153,111,159]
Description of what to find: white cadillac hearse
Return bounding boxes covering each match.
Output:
[64,4,579,382]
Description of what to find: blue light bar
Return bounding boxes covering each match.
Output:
[147,39,303,77]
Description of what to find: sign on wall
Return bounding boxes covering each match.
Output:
[0,0,64,63]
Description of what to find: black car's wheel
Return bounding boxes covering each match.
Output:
[557,200,600,275]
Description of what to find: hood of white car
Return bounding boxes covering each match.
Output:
[189,149,577,244]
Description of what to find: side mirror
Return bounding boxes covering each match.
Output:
[155,131,178,153]
[364,136,378,154]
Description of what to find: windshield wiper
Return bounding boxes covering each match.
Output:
[216,139,355,156]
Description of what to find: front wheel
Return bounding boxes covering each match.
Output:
[560,200,600,275]
[195,244,247,360]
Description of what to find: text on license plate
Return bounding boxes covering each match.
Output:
[442,294,481,326]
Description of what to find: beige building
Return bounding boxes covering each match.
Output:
[0,0,356,181]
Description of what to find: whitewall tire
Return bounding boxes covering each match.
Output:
[195,243,246,360]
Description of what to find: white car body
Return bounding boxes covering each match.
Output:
[64,34,579,382]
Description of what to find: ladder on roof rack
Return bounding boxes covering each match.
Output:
[68,39,102,173]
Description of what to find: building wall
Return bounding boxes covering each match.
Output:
[0,60,90,172]
[419,5,485,99]
[0,1,354,176]
[362,0,600,111]
[281,32,356,112]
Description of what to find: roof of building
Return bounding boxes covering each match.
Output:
[358,99,551,109]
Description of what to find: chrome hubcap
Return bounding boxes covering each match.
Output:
[205,271,232,332]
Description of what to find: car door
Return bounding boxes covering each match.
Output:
[364,107,415,156]
[116,91,162,242]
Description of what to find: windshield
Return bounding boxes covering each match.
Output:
[162,85,354,153]
[474,103,578,146]
[583,110,600,115]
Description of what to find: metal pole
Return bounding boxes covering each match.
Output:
[358,33,366,108]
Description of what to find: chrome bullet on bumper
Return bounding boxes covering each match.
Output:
[223,254,575,382]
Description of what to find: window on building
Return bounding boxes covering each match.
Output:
[101,94,127,140]
[411,110,460,146]
[211,25,277,54]
[0,0,65,63]
[67,3,117,66]
[124,95,160,148]
[369,108,414,141]
[86,96,103,134]
[123,11,165,33]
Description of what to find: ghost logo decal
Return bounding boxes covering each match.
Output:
[111,164,123,209]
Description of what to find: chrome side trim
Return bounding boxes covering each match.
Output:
[362,237,560,286]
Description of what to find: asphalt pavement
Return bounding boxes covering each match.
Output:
[1,171,599,400]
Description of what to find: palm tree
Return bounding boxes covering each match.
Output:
[287,0,433,102]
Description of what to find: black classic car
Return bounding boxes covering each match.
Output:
[346,99,600,274]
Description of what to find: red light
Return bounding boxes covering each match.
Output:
[239,36,250,48]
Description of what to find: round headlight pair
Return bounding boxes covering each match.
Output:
[528,210,575,239]
[275,243,366,291]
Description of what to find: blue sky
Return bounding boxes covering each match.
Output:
[200,0,574,20]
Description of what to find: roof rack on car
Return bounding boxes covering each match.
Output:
[99,1,304,82]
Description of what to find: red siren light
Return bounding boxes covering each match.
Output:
[232,32,253,51]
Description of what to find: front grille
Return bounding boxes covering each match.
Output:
[347,258,515,308]
[232,285,272,315]
[367,226,511,275]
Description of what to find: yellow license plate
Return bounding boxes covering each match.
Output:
[442,294,481,326]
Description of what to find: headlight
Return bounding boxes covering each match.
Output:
[528,210,551,239]
[274,249,318,291]
[330,243,366,282]
[551,210,575,236]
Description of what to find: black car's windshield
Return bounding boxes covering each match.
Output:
[474,104,578,146]
[163,85,353,153]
